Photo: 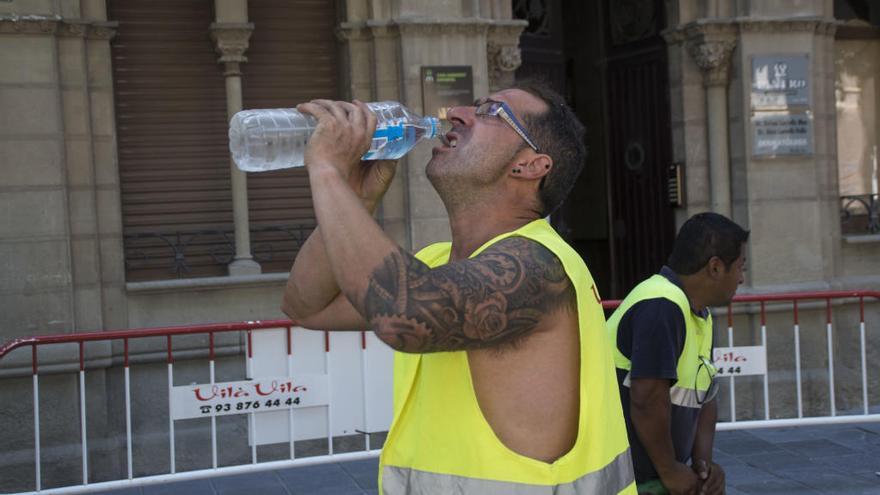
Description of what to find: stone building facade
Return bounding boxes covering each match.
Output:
[0,0,878,490]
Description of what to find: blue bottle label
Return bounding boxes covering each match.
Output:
[373,124,404,141]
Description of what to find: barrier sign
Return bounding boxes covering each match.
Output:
[713,346,767,377]
[170,375,329,420]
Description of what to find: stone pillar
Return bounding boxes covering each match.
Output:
[686,24,737,217]
[210,19,259,276]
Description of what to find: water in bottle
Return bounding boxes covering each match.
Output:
[229,101,440,172]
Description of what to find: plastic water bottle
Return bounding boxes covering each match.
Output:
[229,101,440,172]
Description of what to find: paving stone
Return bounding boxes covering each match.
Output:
[776,438,857,458]
[142,479,215,495]
[857,422,880,435]
[712,449,747,467]
[775,467,879,495]
[747,426,821,443]
[277,465,361,495]
[737,450,815,471]
[339,458,380,476]
[823,453,880,474]
[715,434,784,456]
[349,471,378,490]
[288,484,363,495]
[734,478,823,494]
[212,472,287,493]
[815,427,880,452]
[724,463,783,485]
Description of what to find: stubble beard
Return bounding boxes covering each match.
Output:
[427,151,509,215]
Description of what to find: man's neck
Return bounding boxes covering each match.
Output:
[677,273,709,314]
[446,204,540,262]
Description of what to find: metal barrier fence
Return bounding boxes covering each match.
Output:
[0,290,878,494]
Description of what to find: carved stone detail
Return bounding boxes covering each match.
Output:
[739,18,838,35]
[0,14,60,34]
[487,42,522,92]
[210,22,254,64]
[336,22,371,42]
[397,20,488,37]
[672,23,738,87]
[57,20,88,38]
[487,21,526,92]
[688,38,737,86]
[368,22,400,39]
[0,15,118,39]
[87,22,118,40]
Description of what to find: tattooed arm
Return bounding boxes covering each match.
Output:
[362,237,575,353]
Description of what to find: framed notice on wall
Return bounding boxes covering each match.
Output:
[751,54,810,110]
[750,53,812,157]
[752,111,813,157]
[421,66,474,121]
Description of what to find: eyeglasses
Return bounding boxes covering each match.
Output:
[695,355,719,405]
[474,100,541,153]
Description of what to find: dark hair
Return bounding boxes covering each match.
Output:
[514,80,586,216]
[667,213,750,275]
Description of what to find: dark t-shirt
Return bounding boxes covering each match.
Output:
[615,266,711,483]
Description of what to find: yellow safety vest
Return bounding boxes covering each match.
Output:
[606,274,714,408]
[379,219,636,494]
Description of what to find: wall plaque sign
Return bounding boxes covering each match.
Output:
[751,54,809,109]
[421,66,474,120]
[752,112,813,156]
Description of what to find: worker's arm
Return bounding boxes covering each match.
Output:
[280,99,397,327]
[692,398,725,495]
[630,378,700,495]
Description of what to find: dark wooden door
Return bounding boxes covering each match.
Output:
[604,0,676,297]
[514,0,566,95]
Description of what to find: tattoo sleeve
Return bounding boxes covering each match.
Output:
[362,237,575,353]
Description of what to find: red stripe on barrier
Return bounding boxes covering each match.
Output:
[287,326,292,356]
[32,345,37,375]
[793,300,799,325]
[209,332,215,361]
[124,338,129,368]
[79,341,84,372]
[0,291,876,364]
[324,331,330,353]
[166,335,173,364]
[247,331,253,359]
[361,331,367,350]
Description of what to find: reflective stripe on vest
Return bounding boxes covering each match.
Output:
[606,275,714,404]
[383,448,635,495]
[379,219,636,494]
[621,371,717,409]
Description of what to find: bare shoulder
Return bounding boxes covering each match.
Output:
[363,235,575,353]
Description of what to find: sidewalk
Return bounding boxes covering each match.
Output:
[95,422,880,495]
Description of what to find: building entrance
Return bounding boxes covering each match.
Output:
[516,0,676,298]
